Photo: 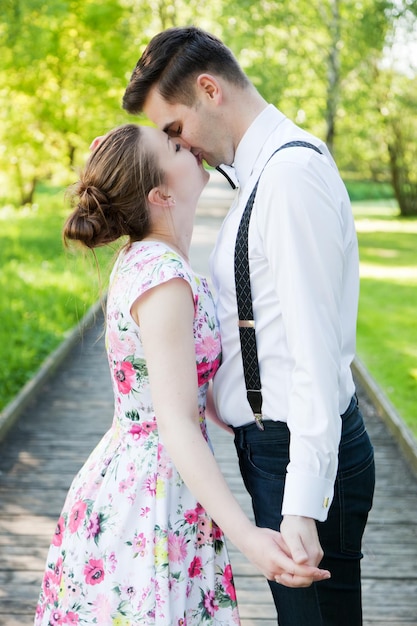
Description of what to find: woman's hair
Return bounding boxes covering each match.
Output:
[123,26,249,114]
[64,124,163,249]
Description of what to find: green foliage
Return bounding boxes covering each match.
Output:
[379,73,417,216]
[1,0,417,203]
[0,0,138,203]
[0,188,115,410]
[354,201,417,434]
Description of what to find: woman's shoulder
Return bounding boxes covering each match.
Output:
[118,240,196,292]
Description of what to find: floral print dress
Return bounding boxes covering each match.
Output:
[34,242,240,626]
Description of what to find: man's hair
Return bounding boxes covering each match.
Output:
[123,26,249,114]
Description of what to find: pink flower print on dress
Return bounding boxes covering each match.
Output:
[141,420,157,435]
[203,589,219,618]
[64,612,79,625]
[52,557,63,582]
[92,593,113,622]
[63,577,82,606]
[68,501,87,533]
[52,516,65,547]
[42,572,58,603]
[107,328,135,361]
[143,473,157,496]
[184,508,198,524]
[35,604,45,622]
[184,503,205,525]
[157,443,173,479]
[85,512,101,540]
[49,609,66,625]
[212,521,223,541]
[195,334,220,362]
[120,583,137,600]
[114,361,136,394]
[140,506,151,518]
[168,532,187,563]
[197,515,213,545]
[132,532,147,557]
[222,564,237,602]
[128,420,157,441]
[196,360,214,385]
[108,551,117,573]
[128,424,143,441]
[83,558,105,585]
[188,556,203,578]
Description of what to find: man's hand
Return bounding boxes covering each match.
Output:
[280,515,324,568]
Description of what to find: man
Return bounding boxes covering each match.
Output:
[122,26,375,626]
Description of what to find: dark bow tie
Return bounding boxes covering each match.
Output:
[215,166,237,190]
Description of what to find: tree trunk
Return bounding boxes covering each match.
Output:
[324,0,341,155]
[387,122,417,216]
[15,163,37,206]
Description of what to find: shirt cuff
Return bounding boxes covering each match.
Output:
[282,472,335,522]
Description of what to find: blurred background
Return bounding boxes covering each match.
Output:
[1,0,417,207]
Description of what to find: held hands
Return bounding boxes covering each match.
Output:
[244,526,330,588]
[280,515,324,568]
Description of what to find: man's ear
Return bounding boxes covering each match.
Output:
[196,73,222,103]
[148,187,175,208]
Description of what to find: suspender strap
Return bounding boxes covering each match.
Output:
[234,140,323,430]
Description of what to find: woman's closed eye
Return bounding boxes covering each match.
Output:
[175,143,181,152]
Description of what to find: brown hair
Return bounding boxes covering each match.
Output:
[122,26,249,114]
[64,124,163,249]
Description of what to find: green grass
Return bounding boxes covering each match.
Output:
[345,179,395,202]
[353,200,417,436]
[1,185,416,442]
[0,188,115,411]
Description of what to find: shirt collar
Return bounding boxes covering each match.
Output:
[234,104,286,188]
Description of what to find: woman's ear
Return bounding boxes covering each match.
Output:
[89,136,104,151]
[148,187,175,208]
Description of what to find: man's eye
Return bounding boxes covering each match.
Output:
[175,126,182,136]
[175,143,181,152]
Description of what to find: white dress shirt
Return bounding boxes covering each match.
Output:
[210,105,358,521]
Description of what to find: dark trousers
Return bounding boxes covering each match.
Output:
[233,396,375,626]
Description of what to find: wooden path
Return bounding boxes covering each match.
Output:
[1,174,417,625]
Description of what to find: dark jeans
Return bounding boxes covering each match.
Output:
[233,395,375,626]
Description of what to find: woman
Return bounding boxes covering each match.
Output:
[34,124,329,625]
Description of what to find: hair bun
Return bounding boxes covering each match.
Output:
[78,183,111,215]
[64,181,114,248]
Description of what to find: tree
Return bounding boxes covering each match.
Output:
[0,0,139,204]
[371,2,417,215]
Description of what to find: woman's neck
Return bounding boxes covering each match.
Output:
[142,233,190,263]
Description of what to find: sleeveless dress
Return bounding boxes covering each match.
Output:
[34,241,240,626]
